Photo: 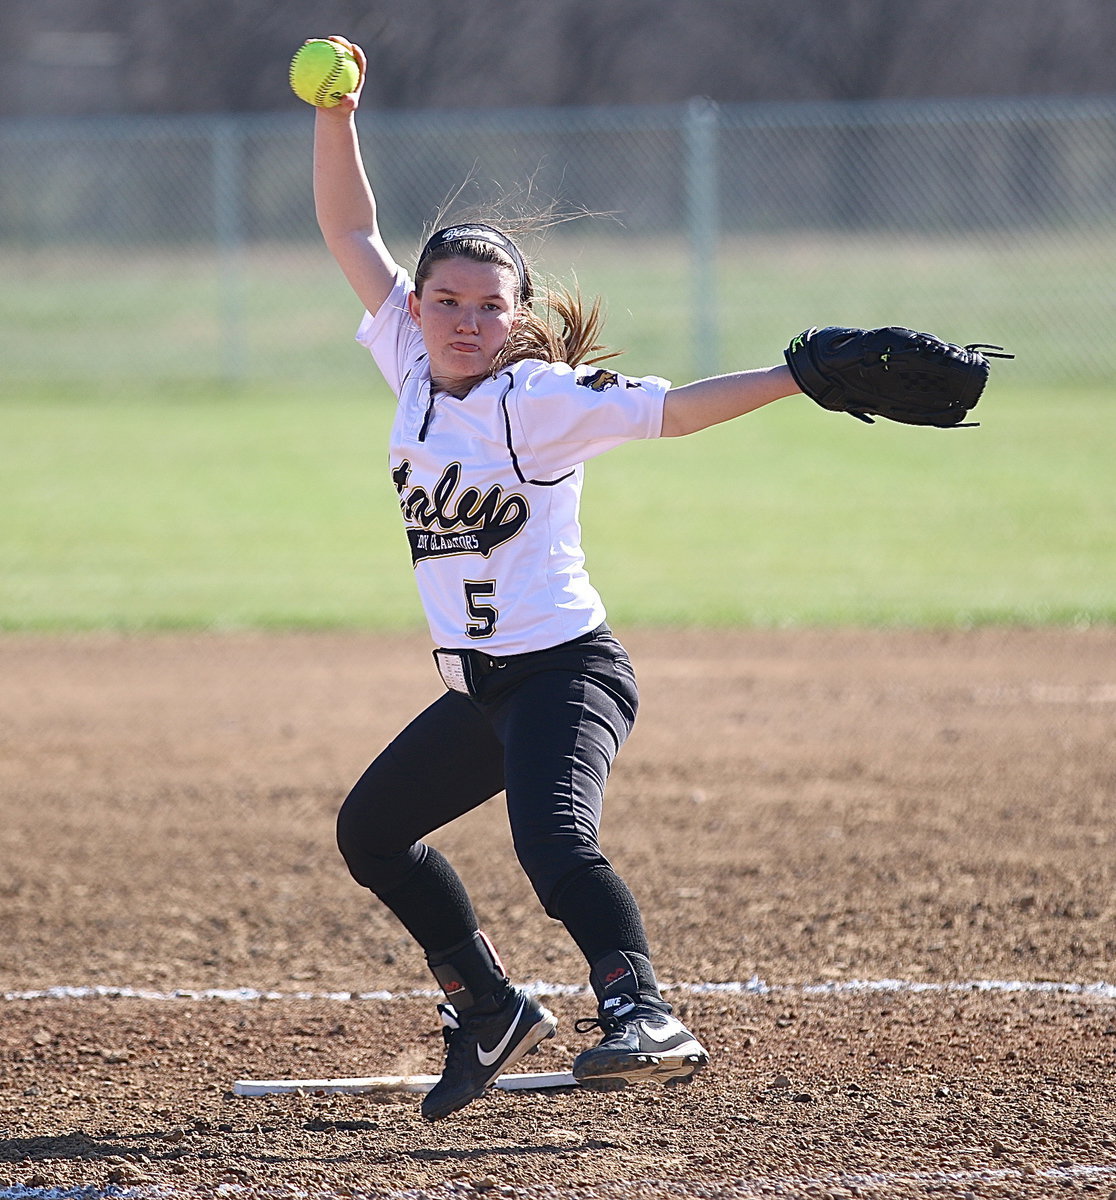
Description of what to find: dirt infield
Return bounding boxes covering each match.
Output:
[1,629,1113,1198]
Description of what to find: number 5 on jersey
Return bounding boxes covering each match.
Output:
[464,580,498,640]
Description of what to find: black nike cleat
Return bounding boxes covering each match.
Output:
[572,995,709,1091]
[421,986,558,1121]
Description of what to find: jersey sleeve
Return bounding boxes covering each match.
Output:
[506,362,670,477]
[354,268,423,395]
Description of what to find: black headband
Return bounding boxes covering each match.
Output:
[417,222,530,301]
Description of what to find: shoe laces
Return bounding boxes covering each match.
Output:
[574,994,638,1034]
[436,999,508,1053]
[437,1002,463,1051]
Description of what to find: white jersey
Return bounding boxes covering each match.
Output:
[357,269,669,654]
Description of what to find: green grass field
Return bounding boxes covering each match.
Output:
[3,231,1112,389]
[2,379,1111,631]
[3,232,1112,631]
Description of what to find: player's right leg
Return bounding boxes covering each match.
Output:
[422,931,556,1121]
[335,690,555,1120]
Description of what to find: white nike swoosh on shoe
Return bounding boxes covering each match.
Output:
[477,998,526,1067]
[640,1020,691,1044]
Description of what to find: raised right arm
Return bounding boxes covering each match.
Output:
[312,38,399,316]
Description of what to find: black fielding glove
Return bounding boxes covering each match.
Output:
[784,326,1013,427]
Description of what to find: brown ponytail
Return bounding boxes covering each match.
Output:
[495,283,618,373]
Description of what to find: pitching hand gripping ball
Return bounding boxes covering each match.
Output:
[289,39,360,108]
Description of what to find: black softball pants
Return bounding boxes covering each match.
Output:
[335,625,645,961]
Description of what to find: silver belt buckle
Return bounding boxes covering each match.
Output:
[434,649,472,695]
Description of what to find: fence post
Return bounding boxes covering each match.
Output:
[212,116,245,385]
[684,97,719,379]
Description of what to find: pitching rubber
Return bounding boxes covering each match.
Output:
[233,1070,577,1096]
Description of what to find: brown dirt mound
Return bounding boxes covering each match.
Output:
[1,629,1113,1198]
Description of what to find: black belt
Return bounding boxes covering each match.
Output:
[433,624,608,696]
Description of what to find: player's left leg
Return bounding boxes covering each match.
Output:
[569,948,709,1090]
[482,630,709,1090]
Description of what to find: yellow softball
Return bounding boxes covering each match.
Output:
[289,39,360,108]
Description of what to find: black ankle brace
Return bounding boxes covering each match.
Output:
[427,930,509,1014]
[589,949,666,1008]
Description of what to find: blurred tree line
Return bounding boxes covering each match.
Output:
[3,0,1115,117]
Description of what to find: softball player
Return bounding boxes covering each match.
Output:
[314,38,798,1121]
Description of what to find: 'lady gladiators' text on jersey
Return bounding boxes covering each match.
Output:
[358,270,670,655]
[392,460,529,562]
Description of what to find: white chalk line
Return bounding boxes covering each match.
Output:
[4,974,1115,1003]
[973,681,1116,704]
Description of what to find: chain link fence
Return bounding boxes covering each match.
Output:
[2,95,1114,389]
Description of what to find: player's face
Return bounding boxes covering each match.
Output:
[409,258,519,393]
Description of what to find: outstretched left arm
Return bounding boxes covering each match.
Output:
[660,365,799,438]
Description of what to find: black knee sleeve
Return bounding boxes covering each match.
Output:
[375,846,479,952]
[335,773,479,953]
[336,786,424,893]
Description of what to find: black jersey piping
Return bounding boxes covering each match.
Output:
[498,370,575,488]
[409,357,439,443]
[417,380,437,442]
